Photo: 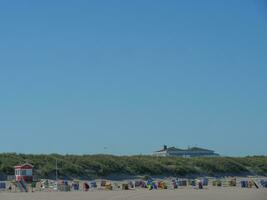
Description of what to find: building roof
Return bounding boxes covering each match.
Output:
[154,146,215,153]
[14,163,34,169]
[187,147,214,152]
[155,146,183,152]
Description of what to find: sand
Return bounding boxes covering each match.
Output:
[1,188,266,200]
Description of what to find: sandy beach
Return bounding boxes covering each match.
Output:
[1,188,266,200]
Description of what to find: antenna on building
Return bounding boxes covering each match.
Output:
[164,145,167,150]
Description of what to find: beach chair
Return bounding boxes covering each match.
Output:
[241,180,249,188]
[90,181,97,189]
[198,181,203,189]
[172,180,178,189]
[83,182,89,191]
[157,181,167,189]
[101,180,106,188]
[105,182,113,190]
[128,181,134,189]
[229,178,236,187]
[122,183,129,190]
[202,178,209,186]
[260,180,267,188]
[135,180,146,188]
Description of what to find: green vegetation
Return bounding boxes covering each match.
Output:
[0,153,266,179]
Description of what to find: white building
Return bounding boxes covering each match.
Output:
[153,145,220,157]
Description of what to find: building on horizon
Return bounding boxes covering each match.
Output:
[153,145,220,157]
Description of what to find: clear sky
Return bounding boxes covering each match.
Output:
[0,0,266,156]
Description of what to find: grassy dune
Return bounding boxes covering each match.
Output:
[0,154,266,179]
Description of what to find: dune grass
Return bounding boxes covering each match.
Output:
[0,153,266,179]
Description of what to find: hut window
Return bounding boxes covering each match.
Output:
[21,170,26,176]
[26,169,32,176]
[16,170,20,175]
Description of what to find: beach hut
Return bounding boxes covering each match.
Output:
[14,164,33,182]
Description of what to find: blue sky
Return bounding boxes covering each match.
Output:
[0,1,266,156]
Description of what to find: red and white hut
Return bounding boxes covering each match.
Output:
[14,163,34,182]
